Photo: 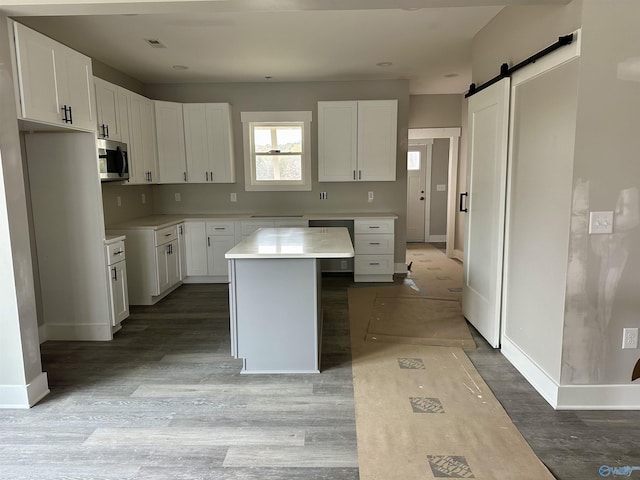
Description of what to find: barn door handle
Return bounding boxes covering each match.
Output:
[459,192,468,212]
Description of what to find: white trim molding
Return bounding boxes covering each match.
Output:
[45,323,113,341]
[0,372,49,409]
[502,335,640,410]
[428,235,446,243]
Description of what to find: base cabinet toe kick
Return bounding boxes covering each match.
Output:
[226,227,354,374]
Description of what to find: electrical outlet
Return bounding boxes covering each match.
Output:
[340,260,347,269]
[368,191,374,202]
[230,193,237,202]
[622,328,638,349]
[174,193,181,202]
[320,192,328,200]
[141,193,146,204]
[116,196,121,207]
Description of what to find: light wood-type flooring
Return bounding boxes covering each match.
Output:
[2,270,640,479]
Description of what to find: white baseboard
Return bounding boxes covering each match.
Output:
[428,234,446,242]
[45,323,113,341]
[453,249,464,261]
[0,372,49,408]
[183,276,229,284]
[502,335,640,410]
[501,335,560,408]
[38,324,47,344]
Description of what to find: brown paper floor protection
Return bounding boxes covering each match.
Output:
[349,286,554,480]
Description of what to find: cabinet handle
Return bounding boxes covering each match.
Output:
[368,226,381,229]
[206,171,209,181]
[369,262,380,266]
[164,233,172,237]
[112,267,117,281]
[214,227,225,230]
[61,105,70,123]
[353,170,356,180]
[369,242,381,245]
[359,170,362,180]
[210,171,213,182]
[105,124,109,138]
[68,106,73,124]
[149,171,153,182]
[179,225,183,235]
[113,250,123,255]
[207,237,211,247]
[184,172,187,182]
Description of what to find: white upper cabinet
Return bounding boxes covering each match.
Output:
[318,100,397,182]
[154,101,187,183]
[94,77,122,140]
[12,21,95,131]
[183,103,235,183]
[128,92,158,184]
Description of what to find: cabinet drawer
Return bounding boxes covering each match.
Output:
[354,218,394,234]
[155,225,178,246]
[105,240,126,265]
[355,234,394,254]
[206,221,235,236]
[355,254,394,275]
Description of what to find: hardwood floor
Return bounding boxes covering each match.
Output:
[0,283,358,480]
[2,277,639,480]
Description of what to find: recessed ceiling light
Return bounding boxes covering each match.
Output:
[376,62,393,68]
[172,65,189,71]
[444,73,459,78]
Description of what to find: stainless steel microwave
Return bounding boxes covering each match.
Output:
[97,139,129,182]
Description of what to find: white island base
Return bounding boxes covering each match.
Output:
[226,227,354,374]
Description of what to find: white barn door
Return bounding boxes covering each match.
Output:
[462,78,510,348]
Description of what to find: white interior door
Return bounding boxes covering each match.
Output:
[462,78,510,348]
[406,144,429,242]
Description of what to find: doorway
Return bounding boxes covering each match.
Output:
[406,143,430,242]
[407,128,461,258]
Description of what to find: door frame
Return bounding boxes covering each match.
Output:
[407,141,432,243]
[408,127,461,258]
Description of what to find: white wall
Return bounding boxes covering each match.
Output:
[0,13,48,408]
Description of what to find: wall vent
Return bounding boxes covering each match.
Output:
[145,39,166,48]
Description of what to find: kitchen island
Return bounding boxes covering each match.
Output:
[225,227,354,373]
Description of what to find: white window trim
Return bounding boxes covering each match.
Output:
[241,111,312,191]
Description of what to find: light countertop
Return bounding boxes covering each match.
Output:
[225,227,354,259]
[104,234,126,244]
[106,212,398,231]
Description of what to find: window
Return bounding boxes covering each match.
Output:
[241,111,312,191]
[407,151,421,171]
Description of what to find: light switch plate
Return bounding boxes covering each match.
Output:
[174,193,181,202]
[588,211,614,234]
[436,184,446,192]
[368,191,374,202]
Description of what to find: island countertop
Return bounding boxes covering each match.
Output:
[225,227,354,260]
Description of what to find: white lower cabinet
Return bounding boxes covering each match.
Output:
[107,224,182,305]
[184,221,235,281]
[208,235,236,276]
[105,238,129,328]
[354,218,395,282]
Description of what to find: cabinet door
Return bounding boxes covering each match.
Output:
[185,222,208,276]
[183,104,210,183]
[128,94,158,183]
[155,244,171,294]
[95,77,121,140]
[206,103,235,183]
[117,87,131,144]
[318,101,358,182]
[207,235,235,277]
[108,261,129,325]
[155,101,187,183]
[177,223,187,281]
[357,100,397,181]
[12,22,60,125]
[167,240,181,287]
[57,45,96,132]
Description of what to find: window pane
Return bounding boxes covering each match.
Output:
[276,127,302,152]
[255,155,302,181]
[407,151,421,171]
[254,127,274,152]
